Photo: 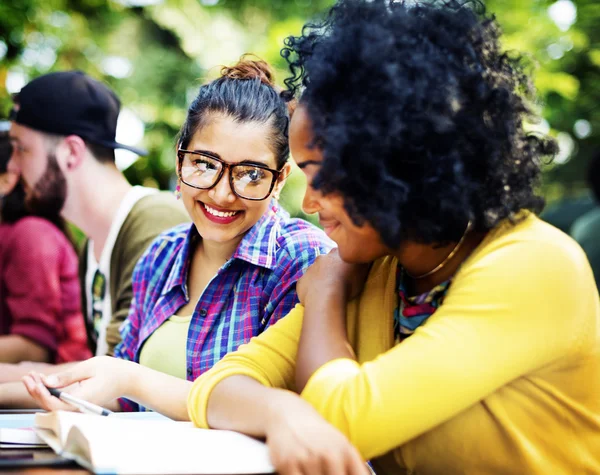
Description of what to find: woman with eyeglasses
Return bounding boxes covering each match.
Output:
[23,58,333,412]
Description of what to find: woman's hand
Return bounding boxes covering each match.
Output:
[296,250,370,305]
[265,391,369,475]
[22,356,134,412]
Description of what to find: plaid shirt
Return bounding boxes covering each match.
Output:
[115,201,334,411]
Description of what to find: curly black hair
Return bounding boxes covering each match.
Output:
[281,0,557,246]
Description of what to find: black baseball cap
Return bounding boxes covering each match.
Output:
[10,71,147,156]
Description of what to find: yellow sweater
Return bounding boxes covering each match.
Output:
[188,215,600,474]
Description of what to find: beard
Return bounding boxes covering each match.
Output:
[25,151,67,220]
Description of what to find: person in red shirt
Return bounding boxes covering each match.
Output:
[0,130,91,364]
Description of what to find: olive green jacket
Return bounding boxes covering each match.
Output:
[78,192,189,355]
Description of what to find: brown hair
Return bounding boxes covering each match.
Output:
[221,56,297,117]
[220,57,276,87]
[179,55,293,168]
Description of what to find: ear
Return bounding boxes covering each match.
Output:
[61,135,88,171]
[175,147,182,179]
[272,162,292,199]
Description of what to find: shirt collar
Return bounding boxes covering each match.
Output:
[232,199,284,270]
[163,224,197,297]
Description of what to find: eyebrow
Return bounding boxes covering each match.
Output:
[186,149,275,168]
[296,160,322,169]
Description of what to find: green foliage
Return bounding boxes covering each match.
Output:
[1,0,598,214]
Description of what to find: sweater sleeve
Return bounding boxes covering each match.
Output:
[188,304,304,427]
[300,236,595,460]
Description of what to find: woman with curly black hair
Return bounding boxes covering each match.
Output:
[185,1,600,473]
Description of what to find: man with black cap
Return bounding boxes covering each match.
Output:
[0,71,188,392]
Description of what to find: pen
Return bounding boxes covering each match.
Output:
[46,387,113,416]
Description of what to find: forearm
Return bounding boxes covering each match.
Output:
[0,382,40,408]
[0,364,37,384]
[206,375,298,438]
[296,288,355,391]
[125,363,192,420]
[0,361,71,384]
[0,335,50,364]
[0,362,85,407]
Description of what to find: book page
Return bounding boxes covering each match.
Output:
[36,411,274,473]
[34,410,178,447]
[68,417,274,474]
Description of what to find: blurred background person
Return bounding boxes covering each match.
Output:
[0,131,19,199]
[0,129,91,366]
[0,72,188,397]
[571,151,600,289]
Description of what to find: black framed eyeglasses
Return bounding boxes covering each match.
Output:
[177,149,282,201]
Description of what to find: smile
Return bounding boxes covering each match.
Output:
[200,202,242,224]
[204,203,239,218]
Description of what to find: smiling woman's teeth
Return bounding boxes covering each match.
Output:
[204,203,238,218]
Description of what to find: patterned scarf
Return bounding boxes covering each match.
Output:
[394,265,453,342]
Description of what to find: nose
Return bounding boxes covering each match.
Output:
[208,169,236,204]
[302,182,323,215]
[7,153,20,175]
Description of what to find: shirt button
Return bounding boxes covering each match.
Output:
[187,367,193,377]
[199,308,207,317]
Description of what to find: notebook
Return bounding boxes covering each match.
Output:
[0,413,46,448]
[0,427,47,448]
[34,411,275,474]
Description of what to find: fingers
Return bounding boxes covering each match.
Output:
[272,444,366,475]
[22,372,76,412]
[320,448,367,475]
[347,450,370,475]
[40,367,87,389]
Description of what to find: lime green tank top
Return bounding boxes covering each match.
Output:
[139,314,192,380]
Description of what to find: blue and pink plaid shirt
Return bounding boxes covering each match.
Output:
[115,201,334,411]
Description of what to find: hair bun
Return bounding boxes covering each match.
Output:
[220,56,276,87]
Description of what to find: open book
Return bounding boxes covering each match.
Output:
[0,411,168,449]
[35,411,275,474]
